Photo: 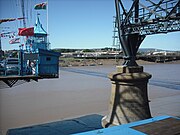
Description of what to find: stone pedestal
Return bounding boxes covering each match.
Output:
[102,66,152,127]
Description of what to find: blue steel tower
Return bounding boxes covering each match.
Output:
[33,15,49,51]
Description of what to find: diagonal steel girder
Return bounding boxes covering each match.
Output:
[123,0,139,25]
[139,2,163,18]
[146,0,168,13]
[165,0,180,19]
[115,0,180,66]
[115,0,146,66]
[144,0,165,21]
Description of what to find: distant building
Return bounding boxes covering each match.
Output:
[152,51,176,56]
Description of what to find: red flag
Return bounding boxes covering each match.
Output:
[9,38,20,44]
[18,27,34,36]
[34,2,47,10]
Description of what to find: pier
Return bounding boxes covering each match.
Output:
[73,55,180,63]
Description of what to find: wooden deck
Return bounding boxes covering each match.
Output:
[132,117,180,135]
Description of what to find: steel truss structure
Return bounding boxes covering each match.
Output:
[115,0,180,66]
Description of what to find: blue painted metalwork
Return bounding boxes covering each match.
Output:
[34,16,47,35]
[0,14,60,81]
[32,15,49,51]
[23,15,60,77]
[74,116,178,135]
[22,15,60,77]
[6,115,179,135]
[38,49,60,77]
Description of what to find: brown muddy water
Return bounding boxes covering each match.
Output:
[0,64,180,134]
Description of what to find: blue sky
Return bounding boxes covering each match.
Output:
[0,0,180,51]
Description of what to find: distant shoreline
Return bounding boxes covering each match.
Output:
[59,58,180,67]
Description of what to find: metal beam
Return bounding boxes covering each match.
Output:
[165,1,180,19]
[139,2,163,18]
[144,0,165,21]
[147,0,167,13]
[115,0,130,58]
[124,0,139,25]
[3,79,18,87]
[135,0,139,23]
[114,0,180,66]
[119,0,127,17]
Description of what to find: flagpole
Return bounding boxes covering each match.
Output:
[47,1,48,33]
[46,0,49,49]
